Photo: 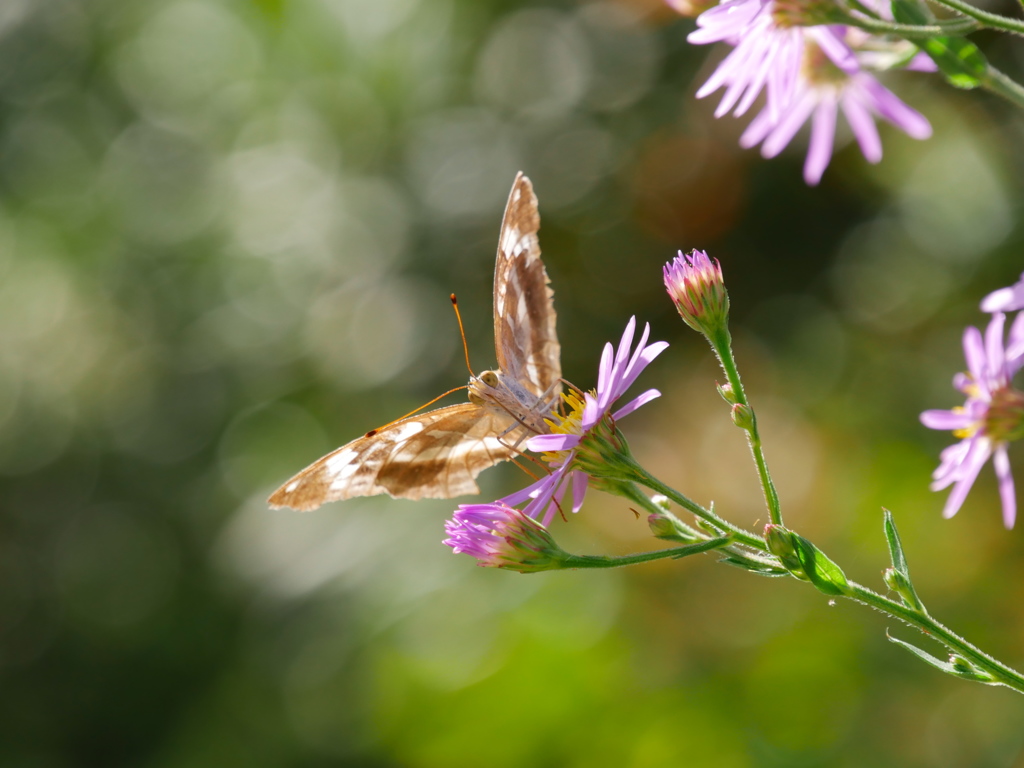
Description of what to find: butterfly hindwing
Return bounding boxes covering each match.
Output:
[493,173,562,398]
[267,404,524,510]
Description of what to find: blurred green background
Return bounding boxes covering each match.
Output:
[3,0,1024,765]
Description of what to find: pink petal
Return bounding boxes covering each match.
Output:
[994,444,1016,529]
[920,409,974,431]
[803,96,837,185]
[528,434,579,452]
[941,437,991,519]
[841,89,881,163]
[571,470,588,513]
[762,90,817,158]
[613,389,662,420]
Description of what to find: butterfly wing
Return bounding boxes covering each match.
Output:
[493,173,562,398]
[268,404,524,511]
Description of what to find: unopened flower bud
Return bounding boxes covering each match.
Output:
[664,250,730,338]
[649,511,682,540]
[764,523,805,576]
[717,382,737,404]
[731,403,754,430]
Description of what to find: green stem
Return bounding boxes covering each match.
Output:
[620,482,705,541]
[981,64,1024,109]
[843,14,979,38]
[562,537,732,569]
[629,469,769,552]
[927,0,1024,36]
[846,582,1024,694]
[707,326,783,527]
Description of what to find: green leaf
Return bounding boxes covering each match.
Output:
[888,635,996,682]
[883,509,909,574]
[882,509,925,612]
[891,0,987,89]
[923,36,988,89]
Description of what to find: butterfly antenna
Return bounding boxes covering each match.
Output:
[364,385,468,437]
[450,294,475,377]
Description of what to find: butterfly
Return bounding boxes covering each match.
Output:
[268,172,562,511]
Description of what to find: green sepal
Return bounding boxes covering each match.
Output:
[891,0,986,89]
[888,634,997,683]
[882,509,926,613]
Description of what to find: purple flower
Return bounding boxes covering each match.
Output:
[921,313,1024,528]
[688,0,804,121]
[687,0,932,185]
[443,502,566,571]
[739,34,931,185]
[453,317,668,530]
[981,273,1024,314]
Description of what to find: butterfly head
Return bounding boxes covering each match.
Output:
[468,369,554,435]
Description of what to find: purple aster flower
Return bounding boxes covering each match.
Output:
[981,273,1024,314]
[443,502,567,572]
[739,34,931,185]
[688,0,803,120]
[686,0,932,185]
[448,317,668,532]
[921,313,1024,529]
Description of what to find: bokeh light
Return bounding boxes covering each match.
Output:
[2,0,1024,765]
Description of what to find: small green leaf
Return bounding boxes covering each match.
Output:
[923,36,988,89]
[882,509,925,612]
[888,635,996,682]
[883,508,909,574]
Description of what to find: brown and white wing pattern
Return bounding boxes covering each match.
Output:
[268,404,523,511]
[492,173,561,397]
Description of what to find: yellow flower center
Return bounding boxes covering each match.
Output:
[540,390,592,463]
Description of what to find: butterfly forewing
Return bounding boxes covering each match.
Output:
[267,404,525,510]
[493,173,562,397]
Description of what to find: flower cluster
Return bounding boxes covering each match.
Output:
[921,311,1024,528]
[677,0,933,184]
[445,317,668,565]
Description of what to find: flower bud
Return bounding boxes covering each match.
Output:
[717,382,737,404]
[649,511,682,540]
[731,403,754,430]
[651,494,671,511]
[663,250,730,338]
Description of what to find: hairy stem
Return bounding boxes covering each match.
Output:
[927,0,1024,36]
[846,581,1024,693]
[707,326,783,526]
[982,64,1024,109]
[562,536,732,569]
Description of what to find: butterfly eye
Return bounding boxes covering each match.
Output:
[480,371,499,387]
